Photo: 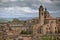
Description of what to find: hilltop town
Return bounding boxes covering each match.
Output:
[0,5,60,40]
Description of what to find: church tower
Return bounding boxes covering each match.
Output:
[39,5,44,25]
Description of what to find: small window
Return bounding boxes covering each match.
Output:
[46,28,48,30]
[44,20,49,24]
[55,27,56,29]
[48,15,49,17]
[51,21,53,23]
[42,9,43,11]
[9,27,12,30]
[58,19,60,21]
[4,39,6,40]
[13,39,16,40]
[45,16,46,18]
[42,13,43,15]
[49,27,50,30]
[40,28,42,33]
[18,39,23,40]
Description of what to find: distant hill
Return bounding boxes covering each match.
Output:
[0,18,9,22]
[0,17,35,22]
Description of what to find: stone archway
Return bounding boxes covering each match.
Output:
[37,26,43,34]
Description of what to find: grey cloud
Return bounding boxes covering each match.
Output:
[0,0,60,18]
[51,0,60,1]
[0,0,40,9]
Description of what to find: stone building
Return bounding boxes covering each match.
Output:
[56,17,60,33]
[33,5,59,35]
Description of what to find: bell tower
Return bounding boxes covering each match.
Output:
[39,5,44,25]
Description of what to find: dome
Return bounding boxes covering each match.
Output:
[40,5,43,8]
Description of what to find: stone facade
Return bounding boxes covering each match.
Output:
[33,5,60,34]
[33,5,60,35]
[32,5,60,40]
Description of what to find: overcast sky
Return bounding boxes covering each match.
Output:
[0,0,60,18]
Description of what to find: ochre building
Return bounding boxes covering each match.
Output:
[33,5,60,35]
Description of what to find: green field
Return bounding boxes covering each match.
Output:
[39,35,57,40]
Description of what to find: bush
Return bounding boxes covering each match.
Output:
[20,30,32,35]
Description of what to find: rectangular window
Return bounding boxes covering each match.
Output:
[44,19,49,24]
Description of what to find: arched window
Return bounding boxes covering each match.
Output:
[42,13,43,15]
